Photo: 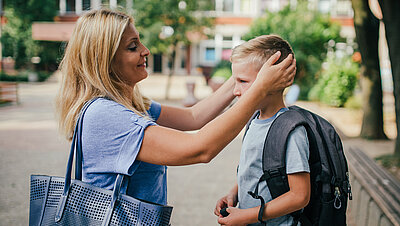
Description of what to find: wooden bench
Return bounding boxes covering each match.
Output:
[346,147,400,226]
[0,82,19,104]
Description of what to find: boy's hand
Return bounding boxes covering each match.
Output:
[214,193,238,217]
[217,207,254,226]
[254,51,296,95]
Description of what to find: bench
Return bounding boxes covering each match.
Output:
[346,147,400,226]
[0,82,19,104]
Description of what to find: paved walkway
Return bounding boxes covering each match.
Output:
[0,73,396,225]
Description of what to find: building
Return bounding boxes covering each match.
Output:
[31,0,354,77]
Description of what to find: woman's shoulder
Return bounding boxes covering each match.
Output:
[85,98,135,121]
[84,97,155,128]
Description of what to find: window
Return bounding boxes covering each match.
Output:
[318,0,330,14]
[240,0,252,14]
[223,0,233,12]
[336,0,352,16]
[66,0,75,12]
[223,36,233,41]
[205,48,216,61]
[83,0,90,10]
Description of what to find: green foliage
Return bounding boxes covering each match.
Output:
[132,0,213,55]
[212,68,232,81]
[344,94,362,109]
[308,56,359,107]
[1,0,58,70]
[211,60,232,79]
[243,3,342,99]
[0,72,28,82]
[0,71,52,82]
[375,154,400,168]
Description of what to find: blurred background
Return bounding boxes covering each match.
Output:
[0,0,399,225]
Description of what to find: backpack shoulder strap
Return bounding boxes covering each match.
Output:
[248,106,311,225]
[243,111,260,141]
[261,107,310,198]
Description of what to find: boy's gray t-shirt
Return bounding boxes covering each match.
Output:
[238,108,310,226]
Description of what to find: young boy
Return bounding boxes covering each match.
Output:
[214,35,310,226]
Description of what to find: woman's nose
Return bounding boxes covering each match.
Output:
[142,45,150,56]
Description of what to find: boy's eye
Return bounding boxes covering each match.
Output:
[240,80,247,83]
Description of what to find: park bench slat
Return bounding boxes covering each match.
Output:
[346,146,400,225]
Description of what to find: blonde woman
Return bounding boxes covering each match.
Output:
[56,9,296,206]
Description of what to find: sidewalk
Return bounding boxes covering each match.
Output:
[0,73,396,226]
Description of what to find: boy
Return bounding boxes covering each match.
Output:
[214,35,310,226]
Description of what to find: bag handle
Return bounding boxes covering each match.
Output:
[55,98,126,225]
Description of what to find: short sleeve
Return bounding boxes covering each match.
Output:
[286,126,310,174]
[82,98,156,176]
[147,101,161,121]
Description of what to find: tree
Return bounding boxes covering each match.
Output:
[132,0,213,99]
[243,3,342,100]
[377,0,400,154]
[351,0,387,139]
[2,0,58,70]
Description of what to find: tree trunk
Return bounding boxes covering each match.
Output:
[351,0,387,139]
[165,46,176,100]
[378,0,400,155]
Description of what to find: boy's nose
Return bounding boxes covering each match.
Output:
[233,88,241,97]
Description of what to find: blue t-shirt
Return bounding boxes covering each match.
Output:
[81,98,167,205]
[238,108,310,226]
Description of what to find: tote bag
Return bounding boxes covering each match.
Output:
[30,98,173,225]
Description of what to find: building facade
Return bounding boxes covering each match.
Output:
[31,0,354,76]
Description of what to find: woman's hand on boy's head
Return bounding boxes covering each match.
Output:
[254,52,296,94]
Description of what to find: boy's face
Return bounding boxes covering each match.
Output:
[232,62,259,98]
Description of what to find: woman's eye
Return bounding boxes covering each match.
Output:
[128,46,138,51]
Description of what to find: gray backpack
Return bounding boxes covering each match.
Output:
[245,105,352,226]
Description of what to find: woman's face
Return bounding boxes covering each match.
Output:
[113,23,150,87]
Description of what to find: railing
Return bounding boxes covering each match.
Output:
[346,147,400,226]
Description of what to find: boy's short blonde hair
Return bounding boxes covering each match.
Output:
[230,35,293,70]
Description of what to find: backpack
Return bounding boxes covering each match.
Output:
[244,105,352,226]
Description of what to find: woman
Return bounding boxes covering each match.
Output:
[55,9,296,206]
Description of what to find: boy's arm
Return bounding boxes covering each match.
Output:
[218,172,310,225]
[218,126,310,225]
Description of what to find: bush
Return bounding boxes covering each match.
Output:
[211,60,232,81]
[0,72,28,82]
[243,3,342,100]
[0,71,53,82]
[212,68,232,81]
[308,56,359,107]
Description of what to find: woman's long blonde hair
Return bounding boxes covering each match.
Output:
[56,9,151,140]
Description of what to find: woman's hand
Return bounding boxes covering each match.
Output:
[253,51,296,96]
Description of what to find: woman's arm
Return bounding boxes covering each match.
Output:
[217,172,310,226]
[156,77,235,131]
[137,53,296,166]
